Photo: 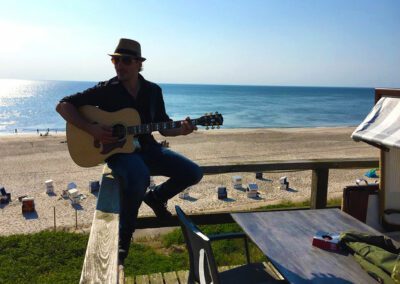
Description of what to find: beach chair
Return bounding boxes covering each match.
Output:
[351,89,400,232]
[175,205,283,284]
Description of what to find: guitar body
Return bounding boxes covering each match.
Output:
[66,106,223,168]
[66,106,140,167]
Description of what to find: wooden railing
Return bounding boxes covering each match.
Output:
[136,157,378,228]
[80,167,121,284]
[80,157,378,283]
[375,88,400,103]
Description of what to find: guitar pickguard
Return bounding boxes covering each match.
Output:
[97,140,127,155]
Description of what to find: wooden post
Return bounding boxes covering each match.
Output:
[53,206,56,231]
[311,168,329,209]
[80,166,121,284]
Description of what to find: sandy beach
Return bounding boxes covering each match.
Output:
[0,127,379,236]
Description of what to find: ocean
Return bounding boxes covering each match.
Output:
[0,78,375,134]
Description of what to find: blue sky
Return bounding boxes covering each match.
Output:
[0,0,399,87]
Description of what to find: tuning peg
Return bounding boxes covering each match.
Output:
[206,126,209,130]
[211,125,215,129]
[217,125,220,129]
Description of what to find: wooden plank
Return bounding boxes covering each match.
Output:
[375,88,400,103]
[136,274,150,284]
[310,168,329,209]
[135,212,234,228]
[218,266,231,272]
[163,271,179,284]
[176,270,190,284]
[119,265,125,284]
[124,276,135,284]
[201,158,377,175]
[135,205,340,229]
[148,272,163,284]
[80,166,120,284]
[232,209,382,283]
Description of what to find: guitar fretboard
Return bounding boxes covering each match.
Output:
[127,119,200,135]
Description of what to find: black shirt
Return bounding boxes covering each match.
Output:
[60,74,171,147]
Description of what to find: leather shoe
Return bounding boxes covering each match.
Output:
[144,189,172,221]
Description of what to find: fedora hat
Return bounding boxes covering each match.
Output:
[108,38,146,61]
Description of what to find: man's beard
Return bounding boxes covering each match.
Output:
[117,71,128,81]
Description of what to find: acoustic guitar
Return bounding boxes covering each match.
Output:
[66,105,223,167]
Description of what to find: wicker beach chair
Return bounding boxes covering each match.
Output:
[351,93,400,232]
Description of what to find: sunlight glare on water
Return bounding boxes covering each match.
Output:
[0,79,39,107]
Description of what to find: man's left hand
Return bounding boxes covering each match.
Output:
[181,117,197,135]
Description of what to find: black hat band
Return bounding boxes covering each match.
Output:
[115,48,139,57]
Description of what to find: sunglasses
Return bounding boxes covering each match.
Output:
[111,56,137,65]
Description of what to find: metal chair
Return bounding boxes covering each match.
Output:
[175,206,284,284]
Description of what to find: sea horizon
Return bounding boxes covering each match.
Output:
[0,78,375,134]
[0,77,378,89]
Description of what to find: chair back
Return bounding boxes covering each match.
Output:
[175,206,220,284]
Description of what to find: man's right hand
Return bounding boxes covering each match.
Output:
[88,124,118,144]
[56,102,118,144]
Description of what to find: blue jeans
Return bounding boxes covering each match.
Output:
[107,143,203,245]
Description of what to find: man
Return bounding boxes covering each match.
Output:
[56,38,203,264]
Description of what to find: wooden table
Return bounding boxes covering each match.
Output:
[231,209,382,283]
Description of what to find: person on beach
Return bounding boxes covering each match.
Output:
[55,38,203,264]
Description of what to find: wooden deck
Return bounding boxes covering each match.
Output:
[125,270,189,284]
[123,262,284,284]
[79,157,378,283]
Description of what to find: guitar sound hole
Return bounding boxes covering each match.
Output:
[112,124,126,140]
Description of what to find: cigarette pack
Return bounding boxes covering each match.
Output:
[312,231,341,251]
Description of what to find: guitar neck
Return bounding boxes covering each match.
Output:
[126,119,200,135]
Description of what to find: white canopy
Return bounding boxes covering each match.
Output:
[352,96,400,149]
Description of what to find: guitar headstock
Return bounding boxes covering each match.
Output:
[197,112,224,129]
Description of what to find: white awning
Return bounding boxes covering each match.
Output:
[352,96,400,149]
